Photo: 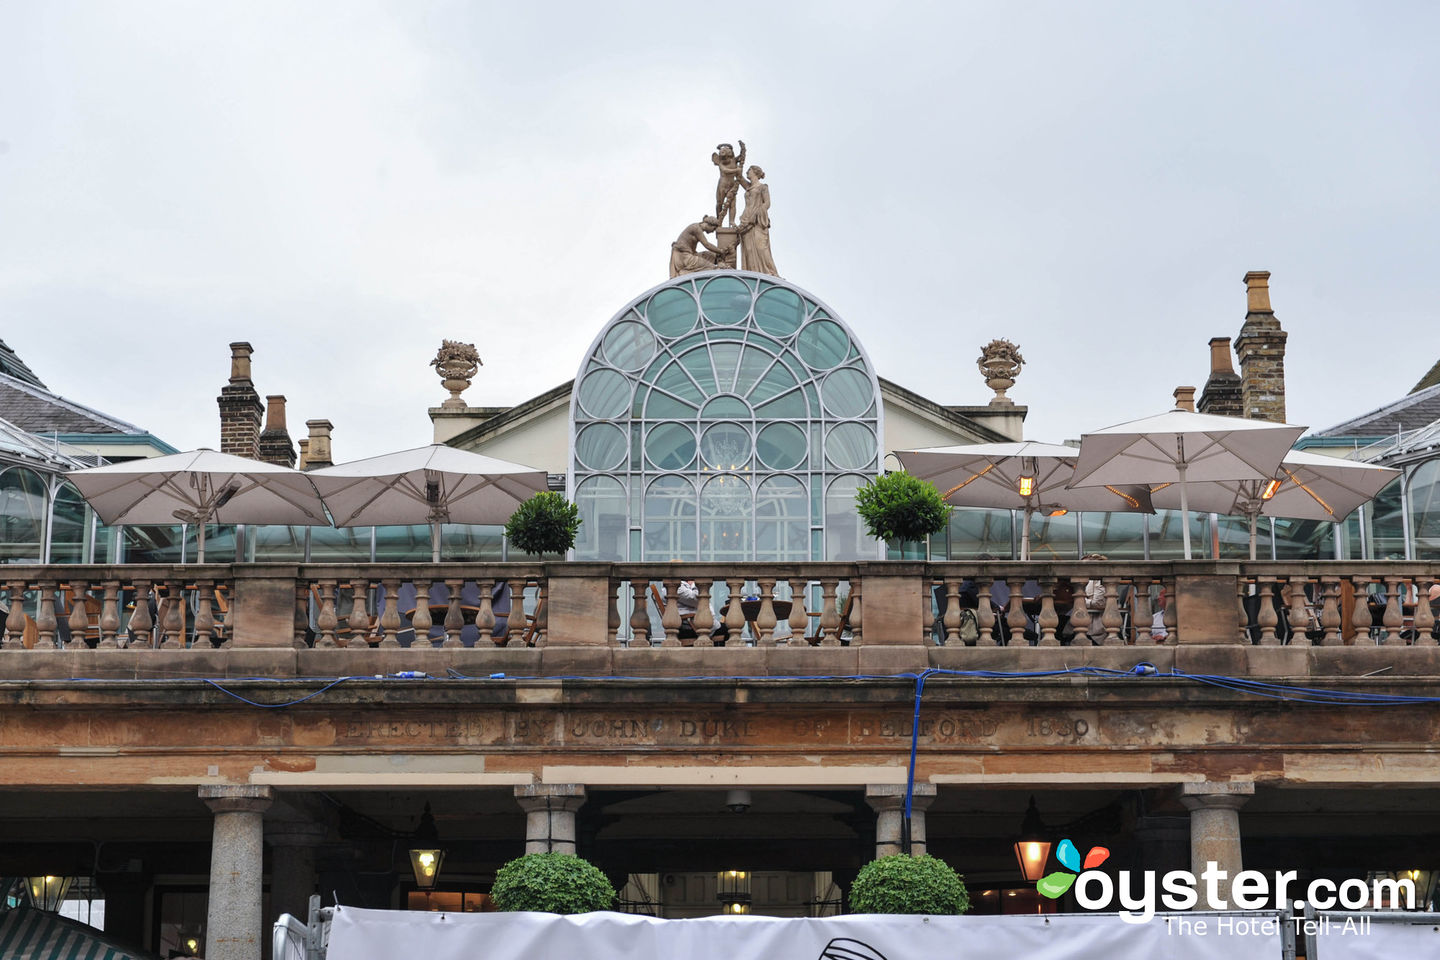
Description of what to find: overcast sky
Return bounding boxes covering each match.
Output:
[2,1,1437,461]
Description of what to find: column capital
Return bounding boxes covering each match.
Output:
[266,821,328,848]
[1179,782,1254,812]
[200,785,274,815]
[865,783,936,814]
[515,783,587,813]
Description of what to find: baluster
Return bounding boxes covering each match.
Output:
[313,580,338,648]
[128,579,154,649]
[194,580,217,648]
[446,579,467,648]
[1285,577,1312,647]
[1382,576,1404,645]
[347,579,372,649]
[1413,576,1436,646]
[1100,578,1123,645]
[1256,577,1279,646]
[606,580,624,646]
[847,580,862,645]
[67,581,91,650]
[977,582,997,646]
[292,583,308,649]
[1067,577,1092,646]
[1319,576,1341,645]
[1006,576,1028,646]
[817,579,841,647]
[1237,577,1252,644]
[1163,576,1178,644]
[941,578,960,645]
[1351,576,1376,645]
[693,579,715,647]
[1036,577,1059,646]
[530,578,548,647]
[2,581,24,649]
[159,579,185,649]
[754,579,777,647]
[723,579,746,645]
[98,581,121,649]
[1132,580,1152,646]
[629,581,650,647]
[795,580,812,645]
[410,579,434,649]
[35,581,58,650]
[661,578,682,647]
[378,579,402,647]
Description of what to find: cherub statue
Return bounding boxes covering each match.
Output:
[712,140,747,227]
[669,216,722,277]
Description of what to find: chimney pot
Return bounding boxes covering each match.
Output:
[264,395,288,433]
[1243,271,1272,313]
[1173,386,1197,412]
[1208,337,1236,376]
[229,342,254,383]
[305,419,334,469]
[297,437,310,470]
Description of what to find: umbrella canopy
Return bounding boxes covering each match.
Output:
[1071,409,1306,558]
[308,444,549,561]
[894,441,1154,560]
[1148,449,1400,558]
[66,449,329,562]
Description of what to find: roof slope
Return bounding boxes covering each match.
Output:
[0,372,150,436]
[0,339,45,388]
[1413,358,1440,394]
[1318,381,1440,438]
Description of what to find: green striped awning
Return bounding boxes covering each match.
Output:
[0,905,152,960]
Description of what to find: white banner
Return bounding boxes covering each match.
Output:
[326,908,1283,960]
[1311,913,1440,958]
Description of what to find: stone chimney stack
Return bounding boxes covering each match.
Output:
[1235,271,1289,422]
[1172,386,1197,412]
[218,342,263,459]
[1198,336,1244,416]
[304,420,334,470]
[257,395,297,467]
[297,438,311,470]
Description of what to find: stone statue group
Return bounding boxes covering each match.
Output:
[669,139,779,278]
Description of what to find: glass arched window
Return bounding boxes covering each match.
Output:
[0,466,48,563]
[570,272,883,560]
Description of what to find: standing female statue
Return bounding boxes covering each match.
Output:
[736,165,778,277]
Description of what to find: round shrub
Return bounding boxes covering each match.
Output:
[491,852,617,914]
[504,491,582,557]
[848,854,970,915]
[854,472,951,545]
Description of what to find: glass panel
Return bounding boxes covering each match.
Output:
[1028,510,1078,561]
[576,422,629,471]
[644,391,698,419]
[647,287,700,337]
[375,525,433,562]
[734,345,775,397]
[308,526,373,562]
[821,367,874,418]
[49,481,89,564]
[1272,516,1337,560]
[754,390,807,419]
[756,422,806,470]
[824,475,869,560]
[700,275,751,325]
[948,507,1016,560]
[753,286,804,337]
[700,422,753,472]
[653,360,705,404]
[442,523,505,561]
[643,475,696,560]
[756,475,808,561]
[1369,476,1406,559]
[578,368,632,420]
[747,359,800,405]
[602,318,656,371]
[711,343,742,392]
[646,422,697,470]
[1409,459,1440,559]
[797,319,849,369]
[677,347,718,395]
[825,421,877,471]
[575,475,628,561]
[251,524,307,561]
[1216,515,1258,560]
[122,525,184,564]
[700,474,752,561]
[701,395,750,419]
[184,524,238,562]
[0,467,46,563]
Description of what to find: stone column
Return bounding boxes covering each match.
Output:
[1180,782,1254,909]
[267,821,326,932]
[201,785,274,960]
[515,784,587,855]
[866,783,937,858]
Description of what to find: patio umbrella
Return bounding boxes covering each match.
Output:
[308,444,549,562]
[1070,410,1306,559]
[1148,449,1399,559]
[66,449,329,562]
[894,441,1154,560]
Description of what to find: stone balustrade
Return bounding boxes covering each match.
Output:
[1,561,1437,666]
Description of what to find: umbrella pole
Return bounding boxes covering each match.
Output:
[197,521,206,565]
[1248,512,1259,561]
[1178,464,1192,560]
[431,520,442,564]
[1021,507,1033,561]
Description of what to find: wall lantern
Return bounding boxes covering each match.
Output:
[27,875,73,912]
[1012,796,1053,884]
[1017,459,1037,499]
[408,802,446,890]
[717,869,752,915]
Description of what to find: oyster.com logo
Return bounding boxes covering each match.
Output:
[1037,838,1111,899]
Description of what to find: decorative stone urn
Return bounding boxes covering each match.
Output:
[977,338,1024,405]
[431,339,481,410]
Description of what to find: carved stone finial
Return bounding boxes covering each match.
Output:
[431,340,481,410]
[978,339,1025,405]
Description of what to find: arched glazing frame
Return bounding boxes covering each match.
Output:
[570,271,883,561]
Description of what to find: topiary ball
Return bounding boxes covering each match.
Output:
[491,852,617,914]
[848,853,970,915]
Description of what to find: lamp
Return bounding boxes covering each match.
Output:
[1260,477,1283,500]
[1013,796,1053,883]
[408,802,446,890]
[1017,458,1037,499]
[717,869,751,914]
[26,875,72,912]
